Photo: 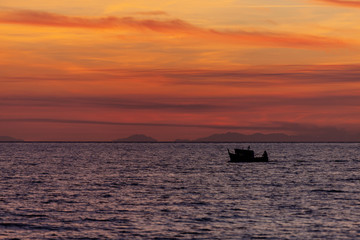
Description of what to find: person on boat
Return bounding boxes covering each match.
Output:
[262,151,268,158]
[247,145,251,150]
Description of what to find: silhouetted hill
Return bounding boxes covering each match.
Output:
[113,134,157,142]
[0,136,24,142]
[194,132,296,142]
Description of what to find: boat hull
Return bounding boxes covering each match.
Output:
[228,150,269,162]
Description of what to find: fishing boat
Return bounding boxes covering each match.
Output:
[227,147,268,162]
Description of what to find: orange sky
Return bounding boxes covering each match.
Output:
[1,0,360,141]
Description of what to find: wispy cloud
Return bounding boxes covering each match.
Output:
[315,0,360,8]
[92,64,360,86]
[0,117,274,130]
[0,96,223,112]
[0,9,347,48]
[2,93,360,113]
[0,9,193,30]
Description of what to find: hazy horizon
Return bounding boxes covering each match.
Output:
[2,130,360,142]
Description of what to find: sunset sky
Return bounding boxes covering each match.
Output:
[1,0,360,141]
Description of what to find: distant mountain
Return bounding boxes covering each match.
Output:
[194,132,296,142]
[113,134,157,142]
[0,136,24,142]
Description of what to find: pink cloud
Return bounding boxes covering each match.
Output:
[0,9,347,48]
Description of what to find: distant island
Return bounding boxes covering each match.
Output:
[7,131,358,143]
[0,136,24,142]
[113,134,157,142]
[114,131,360,143]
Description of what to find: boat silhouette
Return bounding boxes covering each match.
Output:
[227,147,268,162]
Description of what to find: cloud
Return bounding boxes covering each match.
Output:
[0,9,347,48]
[180,65,360,86]
[4,64,360,89]
[0,96,223,112]
[2,93,360,114]
[315,0,360,8]
[0,117,275,130]
[93,64,360,87]
[0,9,194,31]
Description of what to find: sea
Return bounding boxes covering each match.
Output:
[0,142,360,239]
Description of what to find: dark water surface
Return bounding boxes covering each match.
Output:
[0,143,360,239]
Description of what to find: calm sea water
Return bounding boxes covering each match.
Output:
[0,142,360,239]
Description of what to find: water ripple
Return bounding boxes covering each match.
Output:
[0,142,360,239]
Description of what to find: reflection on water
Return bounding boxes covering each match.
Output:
[0,143,360,239]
